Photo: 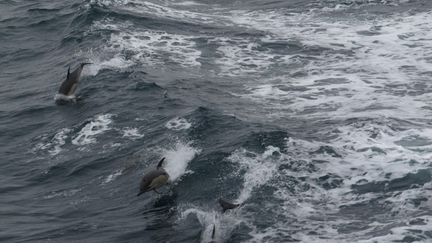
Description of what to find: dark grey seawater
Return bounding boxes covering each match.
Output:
[2,0,432,242]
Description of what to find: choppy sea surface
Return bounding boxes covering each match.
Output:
[1,0,432,242]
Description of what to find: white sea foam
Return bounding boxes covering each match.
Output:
[204,116,432,242]
[54,93,76,103]
[228,146,279,203]
[48,128,71,156]
[72,114,113,146]
[43,188,82,199]
[179,207,242,243]
[102,169,123,184]
[121,127,144,139]
[225,10,432,120]
[165,117,192,131]
[243,122,432,241]
[34,128,72,156]
[212,38,282,76]
[171,123,432,241]
[85,2,242,74]
[317,0,408,12]
[92,0,225,25]
[357,215,432,243]
[89,19,202,69]
[328,123,432,182]
[180,208,218,242]
[161,142,200,182]
[86,54,135,76]
[171,1,204,6]
[175,146,284,242]
[102,142,123,152]
[111,30,201,67]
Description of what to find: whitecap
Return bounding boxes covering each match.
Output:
[165,117,192,131]
[72,114,113,146]
[102,170,123,184]
[34,128,72,156]
[122,127,144,139]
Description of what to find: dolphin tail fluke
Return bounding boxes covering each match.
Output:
[219,198,241,213]
[156,157,166,169]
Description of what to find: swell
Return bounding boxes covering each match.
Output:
[84,3,232,36]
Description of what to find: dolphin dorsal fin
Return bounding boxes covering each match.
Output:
[211,224,216,239]
[67,66,70,79]
[156,157,166,169]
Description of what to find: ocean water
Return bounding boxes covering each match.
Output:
[1,0,432,242]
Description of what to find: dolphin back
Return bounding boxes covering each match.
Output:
[58,63,91,95]
[218,198,240,212]
[80,62,92,67]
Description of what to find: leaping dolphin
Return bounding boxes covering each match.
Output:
[55,62,91,104]
[137,158,169,196]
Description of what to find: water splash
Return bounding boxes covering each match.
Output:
[162,141,200,182]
